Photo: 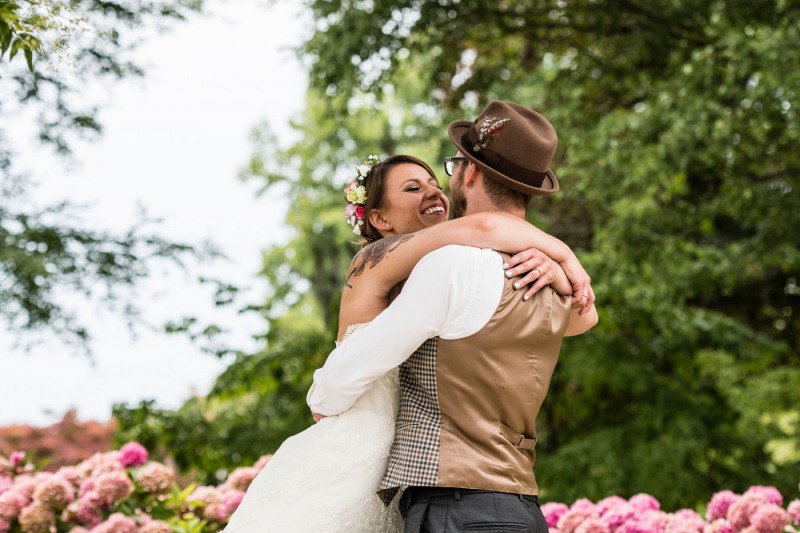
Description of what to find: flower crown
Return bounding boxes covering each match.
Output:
[343,154,380,236]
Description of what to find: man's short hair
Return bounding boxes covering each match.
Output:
[482,172,532,211]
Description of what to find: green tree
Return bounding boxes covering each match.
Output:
[298,0,800,508]
[1,0,211,353]
[119,0,800,508]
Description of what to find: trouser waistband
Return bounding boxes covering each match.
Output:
[406,486,539,502]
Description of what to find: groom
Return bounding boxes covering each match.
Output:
[308,101,597,532]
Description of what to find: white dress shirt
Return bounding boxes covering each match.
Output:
[307,245,506,416]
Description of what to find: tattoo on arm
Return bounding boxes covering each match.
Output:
[344,233,418,289]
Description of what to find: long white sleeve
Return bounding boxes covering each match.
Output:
[307,245,504,416]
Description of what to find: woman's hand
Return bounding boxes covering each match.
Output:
[558,253,595,315]
[505,248,595,315]
[503,248,568,300]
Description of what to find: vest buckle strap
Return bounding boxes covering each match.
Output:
[500,423,537,451]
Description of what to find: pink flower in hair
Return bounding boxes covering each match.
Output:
[749,504,790,533]
[118,442,148,468]
[344,203,355,218]
[707,490,739,521]
[541,502,569,528]
[355,205,365,219]
[743,486,783,507]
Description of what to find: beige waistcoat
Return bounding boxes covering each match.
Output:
[378,268,571,502]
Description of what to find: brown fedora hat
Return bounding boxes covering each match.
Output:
[448,101,560,196]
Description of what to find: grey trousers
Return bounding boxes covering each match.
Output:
[400,488,547,533]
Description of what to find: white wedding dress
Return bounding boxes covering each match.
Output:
[224,323,403,532]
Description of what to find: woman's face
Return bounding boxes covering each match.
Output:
[375,163,450,235]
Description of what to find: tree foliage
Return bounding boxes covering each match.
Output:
[119,0,799,507]
[1,0,208,353]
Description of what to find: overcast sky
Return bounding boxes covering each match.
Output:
[0,0,309,426]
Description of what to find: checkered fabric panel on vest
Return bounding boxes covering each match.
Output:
[378,337,440,504]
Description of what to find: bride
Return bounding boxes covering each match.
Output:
[223,154,594,532]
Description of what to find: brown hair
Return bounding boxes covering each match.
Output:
[358,155,438,245]
[481,172,531,212]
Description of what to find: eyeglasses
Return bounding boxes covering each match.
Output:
[444,156,469,177]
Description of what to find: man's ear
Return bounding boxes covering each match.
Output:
[463,162,481,189]
[369,209,390,231]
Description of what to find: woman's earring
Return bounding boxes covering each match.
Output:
[385,223,390,228]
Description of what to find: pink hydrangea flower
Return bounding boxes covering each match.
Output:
[0,517,9,533]
[67,491,103,527]
[704,518,734,533]
[9,452,25,466]
[221,489,246,518]
[139,519,173,533]
[667,509,705,533]
[18,502,55,533]
[629,493,661,513]
[743,486,783,507]
[186,485,219,507]
[76,452,122,479]
[749,504,790,533]
[576,517,611,533]
[0,489,28,521]
[707,490,739,521]
[541,502,569,528]
[571,498,597,512]
[118,442,149,468]
[254,454,272,471]
[93,471,133,507]
[596,495,628,516]
[91,512,138,533]
[32,475,75,508]
[135,462,174,494]
[0,477,11,496]
[787,499,800,523]
[559,507,601,533]
[728,494,768,530]
[225,466,259,492]
[600,501,635,530]
[204,501,229,522]
[616,509,668,533]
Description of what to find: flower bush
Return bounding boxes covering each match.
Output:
[1,445,797,532]
[0,446,270,533]
[542,486,800,533]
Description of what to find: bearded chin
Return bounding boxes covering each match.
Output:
[451,194,467,220]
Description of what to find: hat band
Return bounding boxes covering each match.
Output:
[463,128,548,188]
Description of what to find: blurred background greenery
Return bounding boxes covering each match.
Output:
[3,0,798,510]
